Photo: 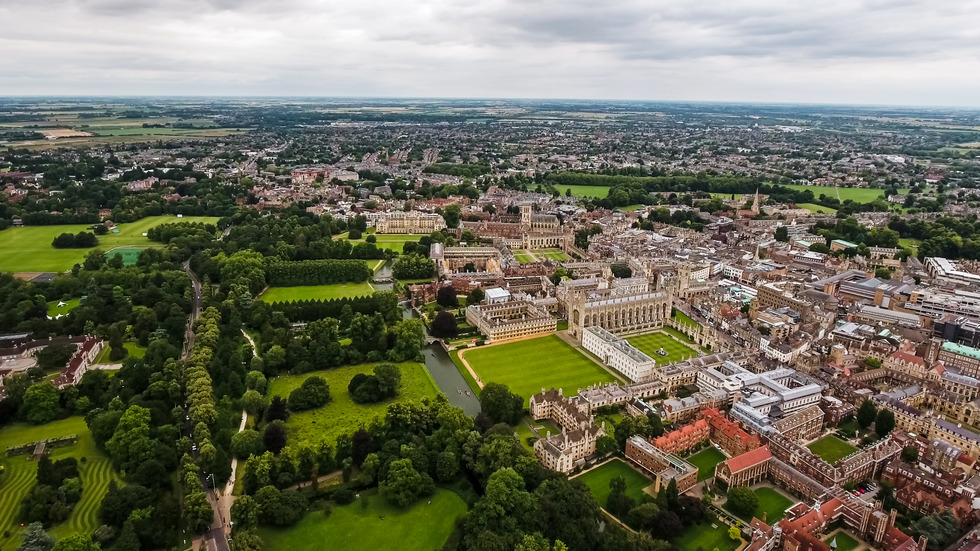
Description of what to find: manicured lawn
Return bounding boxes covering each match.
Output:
[460,335,619,402]
[0,216,220,272]
[0,417,122,550]
[898,237,919,253]
[673,310,699,328]
[47,298,80,318]
[824,530,861,551]
[626,332,698,366]
[553,184,610,198]
[513,250,535,263]
[449,350,482,396]
[514,420,537,452]
[106,247,146,266]
[93,341,145,364]
[796,203,837,214]
[267,362,440,446]
[350,234,422,253]
[257,488,466,551]
[365,259,386,273]
[725,487,794,523]
[531,249,568,261]
[672,515,740,551]
[687,447,727,482]
[573,459,653,508]
[662,326,697,345]
[259,282,376,302]
[779,185,908,203]
[808,435,858,464]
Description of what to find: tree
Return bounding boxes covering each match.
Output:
[436,286,459,308]
[264,422,288,454]
[242,389,266,415]
[374,363,402,396]
[114,521,140,551]
[231,429,264,459]
[464,468,536,551]
[479,382,524,425]
[729,526,742,541]
[386,319,426,362]
[229,530,263,551]
[22,382,61,424]
[184,491,215,533]
[910,510,960,551]
[661,478,679,511]
[857,400,877,430]
[467,287,485,305]
[231,495,259,530]
[430,310,458,338]
[902,446,919,463]
[380,458,429,507]
[726,487,758,518]
[288,376,330,411]
[50,535,100,551]
[443,205,461,228]
[774,226,789,242]
[875,409,896,437]
[595,435,617,456]
[108,324,127,361]
[606,476,635,519]
[266,396,289,422]
[18,522,54,551]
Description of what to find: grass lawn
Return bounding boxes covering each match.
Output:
[725,487,794,523]
[365,259,386,273]
[687,447,727,482]
[673,310,699,328]
[662,326,697,345]
[0,215,220,272]
[514,420,537,452]
[824,531,861,551]
[513,250,535,263]
[626,332,698,366]
[573,459,653,508]
[0,417,122,550]
[808,435,858,464]
[350,234,422,253]
[93,341,145,364]
[898,237,920,253]
[267,362,440,446]
[531,249,569,261]
[553,184,610,198]
[47,298,80,318]
[460,335,619,402]
[106,247,146,266]
[780,185,907,203]
[796,203,837,214]
[672,515,740,551]
[257,488,466,551]
[259,282,376,302]
[449,350,482,396]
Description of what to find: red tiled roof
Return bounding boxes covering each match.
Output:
[727,445,771,473]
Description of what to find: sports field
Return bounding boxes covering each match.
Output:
[672,515,740,551]
[687,447,727,482]
[259,282,376,302]
[780,185,908,203]
[47,298,80,318]
[725,487,794,523]
[459,335,619,402]
[0,216,220,272]
[553,184,610,198]
[808,435,858,464]
[0,417,122,550]
[257,488,466,551]
[824,531,861,551]
[107,247,145,266]
[573,459,653,508]
[626,332,698,365]
[267,362,440,446]
[531,249,569,261]
[513,250,535,263]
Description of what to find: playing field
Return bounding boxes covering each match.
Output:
[687,447,727,482]
[47,298,80,318]
[573,459,653,509]
[0,216,220,272]
[459,335,619,402]
[259,282,376,302]
[267,362,440,446]
[725,487,794,523]
[808,435,858,464]
[780,185,908,203]
[513,250,535,263]
[553,184,610,198]
[257,488,466,551]
[531,249,569,261]
[626,332,698,365]
[824,531,861,551]
[106,247,145,266]
[0,417,122,550]
[672,515,740,551]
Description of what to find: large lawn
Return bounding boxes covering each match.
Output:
[808,435,858,465]
[779,185,908,203]
[351,234,422,253]
[672,515,740,551]
[795,203,837,214]
[513,250,535,263]
[0,417,122,550]
[460,335,619,402]
[687,447,727,482]
[0,215,220,272]
[257,488,466,551]
[259,282,376,302]
[531,249,569,261]
[573,459,653,509]
[47,298,80,318]
[626,332,698,366]
[267,362,440,446]
[553,184,610,198]
[93,341,145,364]
[725,487,795,523]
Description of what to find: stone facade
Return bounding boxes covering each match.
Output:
[374,210,446,234]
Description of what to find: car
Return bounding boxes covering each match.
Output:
[859,489,866,494]
[853,491,860,496]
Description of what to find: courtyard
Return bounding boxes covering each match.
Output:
[725,486,795,523]
[686,447,727,482]
[808,435,859,465]
[573,459,654,510]
[626,331,698,365]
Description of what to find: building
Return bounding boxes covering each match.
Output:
[938,341,980,378]
[53,336,104,388]
[375,211,446,234]
[465,299,557,343]
[715,446,772,488]
[565,278,672,341]
[702,407,761,456]
[625,436,699,492]
[529,388,605,473]
[926,257,980,287]
[651,418,710,455]
[582,326,656,382]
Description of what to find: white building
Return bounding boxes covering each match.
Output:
[582,326,656,382]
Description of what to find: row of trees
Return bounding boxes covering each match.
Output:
[51,231,97,248]
[265,259,374,286]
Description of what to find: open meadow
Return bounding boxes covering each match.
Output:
[553,184,611,198]
[459,335,619,402]
[0,216,219,272]
[267,362,440,446]
[256,488,466,551]
[259,282,377,303]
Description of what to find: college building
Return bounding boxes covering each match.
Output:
[465,299,557,343]
[582,326,656,382]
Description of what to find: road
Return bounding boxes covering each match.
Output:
[182,260,202,361]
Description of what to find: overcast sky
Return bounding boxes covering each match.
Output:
[2,0,979,106]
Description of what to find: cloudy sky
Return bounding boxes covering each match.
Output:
[1,0,979,106]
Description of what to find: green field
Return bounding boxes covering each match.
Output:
[0,216,220,272]
[898,238,920,253]
[513,250,535,263]
[824,531,861,551]
[47,298,80,318]
[672,515,740,551]
[808,435,858,464]
[725,487,794,523]
[93,341,145,364]
[626,332,698,365]
[460,335,619,402]
[554,185,610,198]
[531,249,569,261]
[687,447,727,482]
[796,203,837,214]
[780,185,908,203]
[0,417,122,550]
[267,362,440,446]
[106,247,146,266]
[573,459,653,509]
[257,488,466,551]
[259,282,376,302]
[673,310,699,328]
[352,234,422,253]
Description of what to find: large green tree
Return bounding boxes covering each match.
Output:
[726,486,758,518]
[22,383,61,425]
[857,400,877,429]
